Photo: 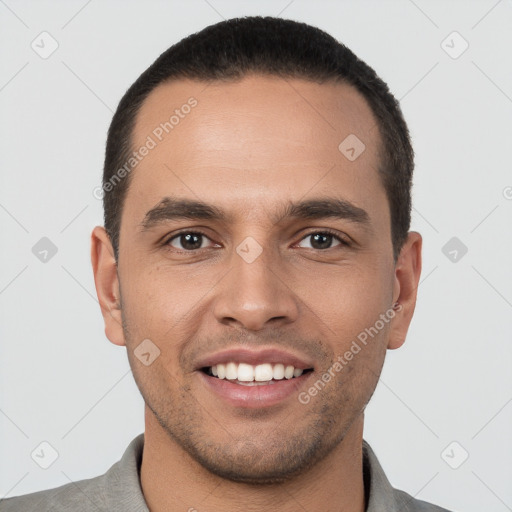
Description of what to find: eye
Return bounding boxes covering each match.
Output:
[296,230,349,250]
[166,231,214,251]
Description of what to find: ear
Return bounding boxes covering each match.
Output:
[387,231,422,350]
[91,226,126,346]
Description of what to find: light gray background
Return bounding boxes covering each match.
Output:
[1,1,511,511]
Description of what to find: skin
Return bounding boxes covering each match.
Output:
[91,75,422,512]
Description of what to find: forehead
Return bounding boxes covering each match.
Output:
[126,75,387,227]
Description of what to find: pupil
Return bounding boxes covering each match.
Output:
[181,233,202,250]
[311,233,332,250]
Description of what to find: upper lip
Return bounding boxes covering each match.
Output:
[195,347,316,371]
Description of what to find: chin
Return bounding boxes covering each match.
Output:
[178,433,330,485]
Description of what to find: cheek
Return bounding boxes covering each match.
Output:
[119,267,209,364]
[294,258,391,338]
[121,264,191,321]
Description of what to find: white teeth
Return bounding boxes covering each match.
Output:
[236,380,277,386]
[217,363,226,379]
[255,363,273,382]
[225,362,238,380]
[209,362,308,382]
[273,363,285,380]
[284,365,295,379]
[237,363,254,382]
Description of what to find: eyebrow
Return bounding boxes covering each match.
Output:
[140,196,372,231]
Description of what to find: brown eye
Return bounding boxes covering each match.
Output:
[297,231,346,250]
[168,232,211,251]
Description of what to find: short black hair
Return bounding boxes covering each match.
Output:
[103,16,414,262]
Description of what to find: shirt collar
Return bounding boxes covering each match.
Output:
[103,434,149,511]
[362,439,401,511]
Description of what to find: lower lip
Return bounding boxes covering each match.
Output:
[198,371,312,408]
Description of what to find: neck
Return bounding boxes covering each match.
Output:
[140,406,366,512]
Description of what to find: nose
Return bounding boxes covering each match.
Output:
[212,243,300,331]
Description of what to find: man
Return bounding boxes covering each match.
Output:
[1,16,452,512]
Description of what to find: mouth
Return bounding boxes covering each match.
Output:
[195,348,315,408]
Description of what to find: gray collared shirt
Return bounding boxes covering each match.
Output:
[0,434,452,511]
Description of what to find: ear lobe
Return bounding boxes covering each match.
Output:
[91,226,126,347]
[387,231,422,350]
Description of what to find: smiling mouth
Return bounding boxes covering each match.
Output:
[202,362,314,385]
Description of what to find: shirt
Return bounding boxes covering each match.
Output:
[0,434,452,511]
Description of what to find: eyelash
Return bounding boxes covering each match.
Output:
[163,228,351,252]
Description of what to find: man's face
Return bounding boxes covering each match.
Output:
[104,75,407,482]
